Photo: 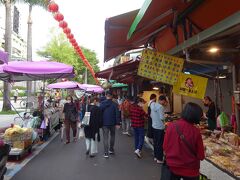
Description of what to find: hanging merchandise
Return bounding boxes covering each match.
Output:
[138,49,184,85]
[173,73,208,99]
[218,112,230,128]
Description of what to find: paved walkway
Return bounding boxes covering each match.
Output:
[10,130,161,180]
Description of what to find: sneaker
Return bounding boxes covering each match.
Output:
[89,154,95,158]
[64,141,70,144]
[134,149,142,158]
[156,160,164,164]
[104,153,109,158]
[126,132,132,137]
[122,132,128,135]
[154,157,157,161]
[86,150,90,155]
[109,150,115,155]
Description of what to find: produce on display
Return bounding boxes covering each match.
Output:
[3,125,33,150]
[201,127,240,177]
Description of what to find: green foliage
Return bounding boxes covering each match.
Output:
[0,91,26,97]
[0,110,17,115]
[12,86,26,90]
[22,0,47,7]
[37,31,100,84]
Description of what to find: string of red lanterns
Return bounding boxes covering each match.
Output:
[47,1,99,84]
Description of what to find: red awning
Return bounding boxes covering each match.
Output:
[95,60,139,83]
[154,0,240,52]
[104,10,140,62]
[104,0,240,61]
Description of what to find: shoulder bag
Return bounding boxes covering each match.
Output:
[82,104,91,126]
[160,122,197,180]
[175,122,197,156]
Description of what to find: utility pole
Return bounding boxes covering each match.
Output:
[84,67,88,84]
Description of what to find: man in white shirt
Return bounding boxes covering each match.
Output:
[150,95,168,164]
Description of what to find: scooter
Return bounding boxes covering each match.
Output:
[0,144,10,180]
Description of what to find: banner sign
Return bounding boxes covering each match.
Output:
[173,73,208,99]
[138,49,184,85]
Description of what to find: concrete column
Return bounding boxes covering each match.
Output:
[232,64,240,135]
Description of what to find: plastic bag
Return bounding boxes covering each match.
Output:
[219,112,229,128]
[78,128,85,139]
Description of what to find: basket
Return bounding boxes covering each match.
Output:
[4,131,32,142]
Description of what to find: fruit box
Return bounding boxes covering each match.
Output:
[13,140,32,149]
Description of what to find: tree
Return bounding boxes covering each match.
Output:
[0,0,14,111]
[23,0,47,105]
[0,0,47,111]
[37,32,100,84]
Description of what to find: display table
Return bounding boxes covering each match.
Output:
[200,128,240,179]
[200,160,237,180]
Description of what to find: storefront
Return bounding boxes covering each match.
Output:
[98,0,240,178]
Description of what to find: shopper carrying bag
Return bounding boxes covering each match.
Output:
[162,102,205,180]
[84,97,102,157]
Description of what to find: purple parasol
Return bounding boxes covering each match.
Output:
[2,61,74,81]
[47,81,81,89]
[78,84,104,93]
[0,50,8,64]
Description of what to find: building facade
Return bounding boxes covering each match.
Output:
[0,5,27,60]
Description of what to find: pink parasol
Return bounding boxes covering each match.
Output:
[2,61,74,81]
[47,81,81,89]
[78,84,104,93]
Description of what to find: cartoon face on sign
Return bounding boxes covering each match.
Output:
[185,78,194,88]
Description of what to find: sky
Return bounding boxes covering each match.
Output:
[13,0,145,70]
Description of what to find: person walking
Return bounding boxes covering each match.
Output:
[84,97,102,158]
[63,96,78,144]
[13,89,19,103]
[150,95,167,164]
[163,102,205,180]
[130,98,147,158]
[145,94,157,148]
[121,96,132,136]
[100,91,120,158]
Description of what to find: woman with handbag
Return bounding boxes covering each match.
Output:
[162,102,205,180]
[84,97,102,157]
[63,96,78,144]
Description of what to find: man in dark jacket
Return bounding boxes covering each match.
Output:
[100,91,120,158]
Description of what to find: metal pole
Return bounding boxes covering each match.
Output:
[232,64,240,135]
[84,67,88,84]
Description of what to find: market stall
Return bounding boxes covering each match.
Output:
[0,60,74,159]
[200,125,240,179]
[1,125,36,160]
[46,81,82,135]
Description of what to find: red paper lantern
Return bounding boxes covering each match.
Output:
[48,2,59,12]
[70,39,76,44]
[72,43,78,48]
[67,34,74,39]
[54,13,64,21]
[59,21,68,28]
[63,27,71,34]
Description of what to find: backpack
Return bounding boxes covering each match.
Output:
[122,100,130,118]
[148,102,153,117]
